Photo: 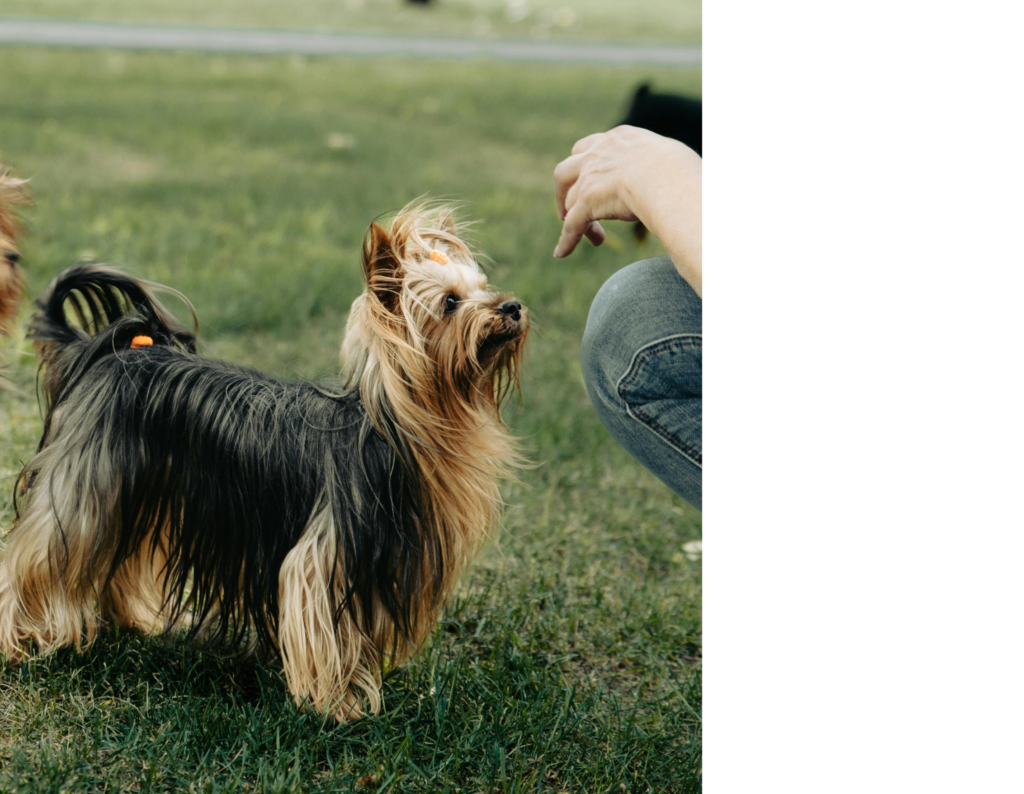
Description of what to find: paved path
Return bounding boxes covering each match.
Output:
[0,19,700,66]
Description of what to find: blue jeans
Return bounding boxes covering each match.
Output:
[581,257,702,510]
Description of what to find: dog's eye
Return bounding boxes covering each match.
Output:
[444,295,459,315]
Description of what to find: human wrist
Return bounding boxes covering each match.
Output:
[631,140,702,295]
[624,138,696,229]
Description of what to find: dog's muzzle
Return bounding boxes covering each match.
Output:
[498,300,522,321]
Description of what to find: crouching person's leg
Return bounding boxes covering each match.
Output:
[580,257,702,510]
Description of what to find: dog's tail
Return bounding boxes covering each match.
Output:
[28,264,197,411]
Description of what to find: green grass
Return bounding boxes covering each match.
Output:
[0,47,701,792]
[1,0,701,44]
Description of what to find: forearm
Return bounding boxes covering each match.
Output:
[627,141,703,297]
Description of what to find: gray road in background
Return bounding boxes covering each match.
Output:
[0,19,701,66]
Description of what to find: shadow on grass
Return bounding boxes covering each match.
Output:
[1,608,700,793]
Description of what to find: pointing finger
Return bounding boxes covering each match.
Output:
[554,205,598,259]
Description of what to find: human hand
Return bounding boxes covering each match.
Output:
[552,126,680,257]
[552,125,702,295]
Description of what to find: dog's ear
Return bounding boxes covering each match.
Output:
[362,222,402,313]
[436,207,458,237]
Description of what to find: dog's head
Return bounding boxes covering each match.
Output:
[0,164,31,335]
[342,202,528,426]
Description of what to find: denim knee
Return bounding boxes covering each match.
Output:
[580,258,702,507]
[581,257,699,424]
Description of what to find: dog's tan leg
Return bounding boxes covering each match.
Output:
[101,533,175,635]
[278,507,383,721]
[0,490,103,663]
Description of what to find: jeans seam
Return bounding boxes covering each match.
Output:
[616,333,703,468]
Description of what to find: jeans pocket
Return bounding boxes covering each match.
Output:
[616,334,702,466]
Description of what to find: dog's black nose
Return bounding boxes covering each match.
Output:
[499,301,522,320]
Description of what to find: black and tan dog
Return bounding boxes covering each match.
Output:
[0,202,528,720]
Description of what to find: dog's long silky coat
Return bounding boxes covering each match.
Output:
[0,204,527,719]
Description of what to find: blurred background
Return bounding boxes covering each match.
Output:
[5,0,701,42]
[0,2,703,790]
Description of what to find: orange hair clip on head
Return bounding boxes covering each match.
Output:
[131,335,154,349]
[429,249,449,265]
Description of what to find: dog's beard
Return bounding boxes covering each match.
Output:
[478,330,524,411]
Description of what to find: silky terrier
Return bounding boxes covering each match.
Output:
[0,162,31,338]
[0,203,527,719]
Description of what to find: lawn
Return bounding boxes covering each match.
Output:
[0,0,701,45]
[0,46,701,792]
